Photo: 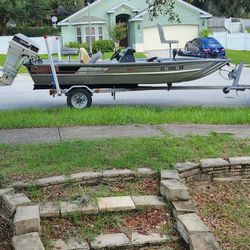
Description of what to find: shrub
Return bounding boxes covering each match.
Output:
[64,40,114,53]
[64,41,89,50]
[93,40,114,53]
[199,28,212,37]
[6,26,60,37]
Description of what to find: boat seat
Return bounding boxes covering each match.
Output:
[61,48,79,56]
[157,23,179,59]
[119,48,136,63]
[89,51,102,63]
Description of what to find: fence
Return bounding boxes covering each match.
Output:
[0,36,60,54]
[212,32,250,50]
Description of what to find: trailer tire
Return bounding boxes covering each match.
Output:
[67,88,92,109]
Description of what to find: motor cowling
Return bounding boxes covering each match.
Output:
[0,34,40,86]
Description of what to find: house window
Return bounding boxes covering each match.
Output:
[76,27,82,43]
[98,27,103,40]
[85,27,95,43]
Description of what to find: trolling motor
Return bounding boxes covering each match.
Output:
[0,34,40,86]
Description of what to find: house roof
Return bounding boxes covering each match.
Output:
[58,0,211,26]
[130,0,211,21]
[106,2,139,14]
[65,16,106,26]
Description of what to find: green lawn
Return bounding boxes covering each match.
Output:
[0,134,249,181]
[226,50,250,64]
[0,106,250,129]
[246,27,250,33]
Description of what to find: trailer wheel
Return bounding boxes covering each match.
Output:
[67,89,92,109]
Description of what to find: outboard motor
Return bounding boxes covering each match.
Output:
[0,34,40,86]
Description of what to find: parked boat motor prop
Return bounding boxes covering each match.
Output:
[0,34,40,86]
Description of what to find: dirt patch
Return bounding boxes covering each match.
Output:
[0,216,13,250]
[24,178,159,203]
[188,181,250,250]
[41,209,187,250]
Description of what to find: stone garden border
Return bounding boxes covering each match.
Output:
[160,156,250,250]
[1,156,249,250]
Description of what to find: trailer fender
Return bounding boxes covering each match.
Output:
[64,86,93,96]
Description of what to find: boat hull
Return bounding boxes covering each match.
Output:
[25,58,229,90]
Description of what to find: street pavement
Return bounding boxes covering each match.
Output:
[1,124,250,144]
[0,65,250,110]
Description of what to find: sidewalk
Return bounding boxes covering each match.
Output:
[1,124,250,144]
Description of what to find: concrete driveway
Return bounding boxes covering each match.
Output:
[0,62,250,110]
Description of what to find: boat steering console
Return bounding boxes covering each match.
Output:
[110,48,136,63]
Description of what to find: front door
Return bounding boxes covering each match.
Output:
[116,14,130,47]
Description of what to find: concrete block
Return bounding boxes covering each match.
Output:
[14,205,40,235]
[39,202,60,218]
[36,175,67,187]
[131,195,166,209]
[161,170,179,180]
[102,169,133,178]
[131,232,171,246]
[0,188,14,197]
[97,196,135,212]
[190,232,221,250]
[160,180,189,201]
[213,176,242,182]
[136,168,156,177]
[60,201,98,217]
[2,193,32,216]
[175,162,199,173]
[177,213,210,243]
[229,156,250,165]
[12,232,44,250]
[200,158,229,169]
[172,201,196,218]
[91,233,130,249]
[51,239,68,250]
[67,238,90,250]
[70,171,102,182]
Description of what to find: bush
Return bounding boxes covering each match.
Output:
[65,40,114,53]
[199,28,212,37]
[6,26,60,37]
[64,41,89,50]
[93,40,114,53]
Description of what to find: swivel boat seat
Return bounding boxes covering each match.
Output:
[157,23,179,60]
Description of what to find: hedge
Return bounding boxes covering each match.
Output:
[6,26,60,37]
[65,40,115,53]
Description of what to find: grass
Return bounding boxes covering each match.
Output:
[0,134,249,180]
[246,28,250,33]
[226,49,250,64]
[1,106,250,129]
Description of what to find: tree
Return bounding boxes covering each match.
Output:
[0,0,25,35]
[109,23,128,49]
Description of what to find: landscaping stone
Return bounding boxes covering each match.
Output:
[91,233,130,249]
[177,213,210,243]
[131,232,171,246]
[12,232,44,250]
[70,171,102,182]
[60,201,98,217]
[39,202,60,218]
[97,196,135,212]
[199,174,213,182]
[229,156,250,165]
[11,181,35,189]
[102,169,133,178]
[161,170,180,180]
[36,175,68,187]
[185,174,202,182]
[160,180,189,201]
[136,168,156,177]
[67,238,90,250]
[200,158,229,169]
[2,193,32,216]
[131,195,166,209]
[51,239,68,250]
[14,205,40,235]
[189,232,221,250]
[0,188,14,196]
[213,176,242,182]
[175,162,199,173]
[212,172,229,178]
[179,169,201,179]
[230,165,242,171]
[172,201,196,218]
